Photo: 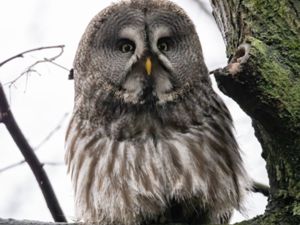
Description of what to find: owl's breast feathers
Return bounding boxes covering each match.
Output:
[65,88,250,224]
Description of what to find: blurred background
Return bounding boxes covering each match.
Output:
[0,0,268,223]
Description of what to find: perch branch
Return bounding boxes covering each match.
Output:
[0,83,66,222]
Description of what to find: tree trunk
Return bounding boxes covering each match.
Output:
[211,0,300,224]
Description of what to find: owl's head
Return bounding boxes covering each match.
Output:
[73,0,209,108]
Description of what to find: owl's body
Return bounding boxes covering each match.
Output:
[65,1,249,224]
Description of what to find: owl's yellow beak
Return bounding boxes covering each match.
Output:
[145,57,152,76]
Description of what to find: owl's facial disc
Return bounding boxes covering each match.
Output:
[85,6,206,106]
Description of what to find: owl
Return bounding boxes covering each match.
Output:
[65,0,250,224]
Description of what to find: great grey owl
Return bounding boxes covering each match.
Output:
[65,0,250,224]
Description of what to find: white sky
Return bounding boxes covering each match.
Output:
[0,0,268,223]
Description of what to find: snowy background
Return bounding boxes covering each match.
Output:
[0,0,268,223]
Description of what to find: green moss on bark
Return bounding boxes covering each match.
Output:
[243,0,300,75]
[248,37,300,127]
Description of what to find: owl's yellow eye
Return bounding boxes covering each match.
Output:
[118,39,135,53]
[157,37,172,52]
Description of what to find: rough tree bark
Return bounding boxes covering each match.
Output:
[211,0,300,224]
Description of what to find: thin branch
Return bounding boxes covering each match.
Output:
[4,68,40,88]
[0,160,25,173]
[42,161,65,167]
[0,160,66,173]
[43,58,70,72]
[4,46,65,87]
[34,113,69,150]
[0,45,65,68]
[0,113,68,174]
[0,161,65,174]
[0,83,66,222]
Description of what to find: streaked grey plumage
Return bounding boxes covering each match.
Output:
[65,0,250,224]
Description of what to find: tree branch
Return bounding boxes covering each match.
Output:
[0,113,68,173]
[252,181,270,197]
[0,160,26,173]
[34,113,69,150]
[0,160,65,174]
[4,46,65,87]
[0,45,65,68]
[0,83,66,222]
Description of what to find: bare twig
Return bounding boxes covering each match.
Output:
[0,161,65,174]
[0,160,25,173]
[0,45,65,68]
[44,58,69,72]
[0,83,66,222]
[34,112,69,150]
[4,46,65,87]
[0,113,69,174]
[42,161,65,167]
[4,68,41,88]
